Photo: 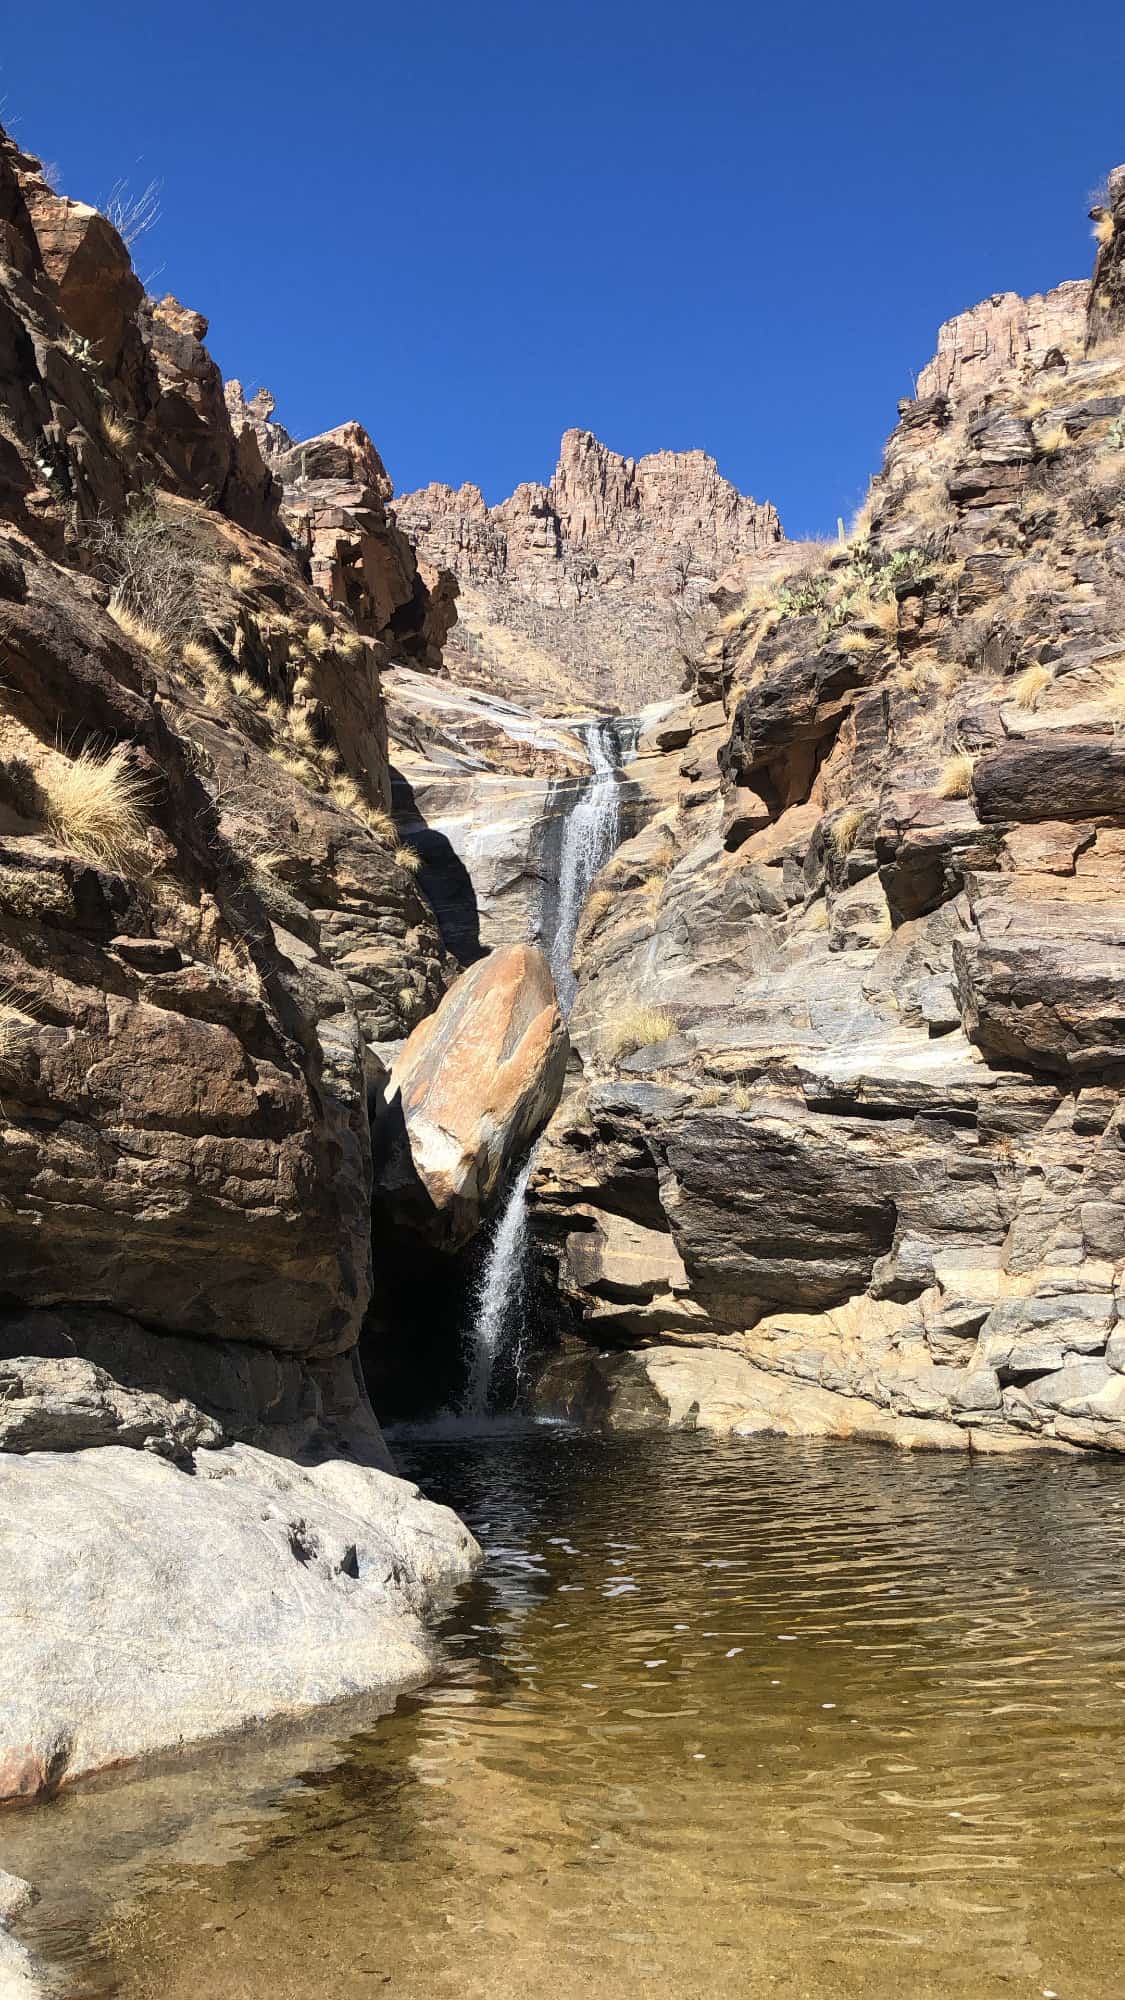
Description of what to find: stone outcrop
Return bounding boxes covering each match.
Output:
[0,121,485,1789]
[395,429,782,709]
[376,944,569,1249]
[527,163,1125,1458]
[0,1443,478,1805]
[223,385,459,669]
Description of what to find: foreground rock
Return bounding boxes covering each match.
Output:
[377,944,569,1248]
[0,1443,479,1805]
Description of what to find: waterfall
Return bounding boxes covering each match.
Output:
[547,719,625,1016]
[460,718,627,1414]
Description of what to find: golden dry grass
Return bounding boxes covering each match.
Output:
[1036,425,1071,457]
[0,984,34,1074]
[1093,212,1116,248]
[338,631,366,662]
[1010,662,1052,710]
[361,805,395,841]
[604,1002,678,1060]
[108,597,171,664]
[306,622,331,657]
[181,638,222,679]
[102,412,135,452]
[834,628,876,656]
[829,806,866,855]
[228,563,255,592]
[935,751,975,799]
[583,888,614,930]
[934,661,970,697]
[394,844,422,875]
[733,1083,754,1111]
[694,1085,725,1108]
[41,744,150,870]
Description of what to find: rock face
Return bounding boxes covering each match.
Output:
[0,122,483,1790]
[395,429,782,709]
[528,163,1125,1458]
[0,1443,478,1805]
[376,944,569,1249]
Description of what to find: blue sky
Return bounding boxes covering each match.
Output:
[3,2,1122,537]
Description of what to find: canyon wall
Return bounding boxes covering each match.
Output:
[394,430,783,712]
[526,171,1125,1457]
[0,128,582,1798]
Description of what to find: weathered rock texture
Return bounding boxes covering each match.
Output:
[0,1443,477,1805]
[0,125,480,1788]
[395,429,783,710]
[376,944,569,1249]
[528,165,1125,1458]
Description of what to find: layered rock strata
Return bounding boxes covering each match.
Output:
[0,127,488,1793]
[528,166,1125,1457]
[395,429,783,709]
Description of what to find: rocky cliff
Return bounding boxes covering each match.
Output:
[525,168,1125,1458]
[395,430,783,711]
[0,127,581,1799]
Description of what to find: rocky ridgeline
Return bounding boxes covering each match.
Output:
[0,128,581,1801]
[525,167,1125,1458]
[394,430,783,711]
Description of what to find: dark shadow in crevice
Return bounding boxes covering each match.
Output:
[390,763,486,967]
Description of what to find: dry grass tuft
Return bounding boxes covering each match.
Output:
[108,597,171,664]
[306,622,331,657]
[181,638,222,680]
[394,843,423,875]
[40,745,150,870]
[1093,211,1117,249]
[338,631,366,662]
[830,806,866,856]
[583,888,614,931]
[604,1003,678,1061]
[834,627,876,657]
[934,660,970,697]
[101,411,135,452]
[0,984,34,1075]
[1010,662,1052,710]
[694,1085,725,1108]
[935,751,976,799]
[733,1084,754,1111]
[1036,425,1071,457]
[228,563,255,592]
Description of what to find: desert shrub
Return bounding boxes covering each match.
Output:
[829,806,866,855]
[1010,663,1052,710]
[604,1003,678,1060]
[394,843,422,875]
[39,744,150,870]
[87,506,218,648]
[935,751,975,799]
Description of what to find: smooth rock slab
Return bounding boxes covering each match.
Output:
[0,1443,479,1804]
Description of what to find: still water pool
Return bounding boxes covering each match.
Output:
[11,1428,1125,1998]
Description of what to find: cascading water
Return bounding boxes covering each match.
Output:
[461,718,628,1413]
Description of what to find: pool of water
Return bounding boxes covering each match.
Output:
[9,1427,1125,1998]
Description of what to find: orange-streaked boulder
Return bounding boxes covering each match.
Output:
[379,945,568,1247]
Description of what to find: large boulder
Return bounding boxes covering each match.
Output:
[377,944,569,1248]
[0,1444,479,1805]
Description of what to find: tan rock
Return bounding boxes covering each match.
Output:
[380,944,569,1246]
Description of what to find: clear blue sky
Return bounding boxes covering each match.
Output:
[3,2,1122,537]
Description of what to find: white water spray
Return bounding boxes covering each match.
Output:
[461,719,627,1413]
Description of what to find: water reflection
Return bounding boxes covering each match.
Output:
[9,1431,1125,1998]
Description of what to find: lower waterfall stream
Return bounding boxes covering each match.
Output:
[461,717,628,1414]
